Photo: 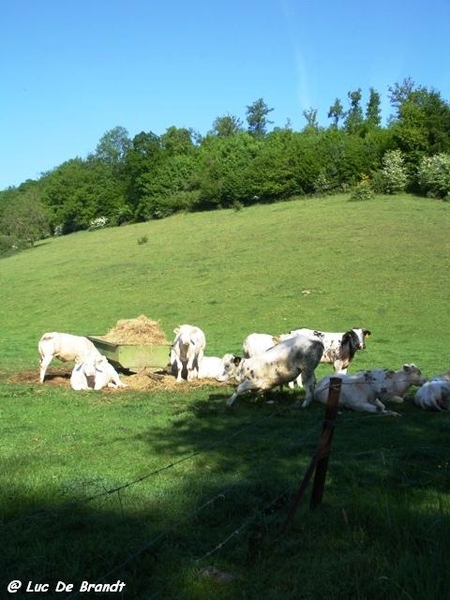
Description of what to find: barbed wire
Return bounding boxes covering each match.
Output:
[0,403,322,530]
[63,419,323,599]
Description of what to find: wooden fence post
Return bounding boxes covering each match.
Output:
[280,377,341,531]
[310,377,341,509]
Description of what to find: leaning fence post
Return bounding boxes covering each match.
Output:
[310,377,341,509]
[280,377,341,531]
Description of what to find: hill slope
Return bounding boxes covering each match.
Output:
[2,193,449,373]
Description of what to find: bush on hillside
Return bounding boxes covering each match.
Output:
[417,153,450,198]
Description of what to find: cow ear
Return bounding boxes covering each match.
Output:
[174,327,180,334]
[233,356,242,366]
[364,329,371,337]
[403,364,411,371]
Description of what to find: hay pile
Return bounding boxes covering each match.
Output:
[102,315,170,345]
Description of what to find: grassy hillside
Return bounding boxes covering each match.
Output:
[1,193,450,599]
[2,193,449,372]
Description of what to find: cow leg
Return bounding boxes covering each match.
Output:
[362,399,401,417]
[174,359,184,382]
[39,354,53,383]
[227,380,255,407]
[300,369,317,408]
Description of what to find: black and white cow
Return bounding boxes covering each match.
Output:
[226,334,324,407]
[286,327,371,374]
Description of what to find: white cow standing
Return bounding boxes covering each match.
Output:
[170,324,206,382]
[314,364,425,415]
[38,332,102,383]
[242,333,280,358]
[227,334,324,407]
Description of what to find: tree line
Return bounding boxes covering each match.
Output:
[1,78,449,254]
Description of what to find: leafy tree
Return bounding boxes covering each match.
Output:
[327,98,345,129]
[161,126,195,156]
[124,131,163,213]
[41,157,127,233]
[136,153,200,219]
[95,126,131,170]
[0,187,50,247]
[197,133,261,207]
[302,108,320,134]
[344,89,364,134]
[365,87,382,129]
[388,77,417,120]
[210,114,244,138]
[389,86,450,168]
[246,98,274,138]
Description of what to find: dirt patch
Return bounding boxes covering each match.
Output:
[8,368,230,392]
[100,315,170,345]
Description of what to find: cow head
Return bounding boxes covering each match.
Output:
[402,363,426,386]
[216,354,242,382]
[350,328,371,350]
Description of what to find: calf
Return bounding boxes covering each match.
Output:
[198,354,238,380]
[70,356,127,391]
[92,356,127,390]
[227,334,324,407]
[314,364,425,415]
[38,332,102,383]
[170,324,206,382]
[70,361,97,391]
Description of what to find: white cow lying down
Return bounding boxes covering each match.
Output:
[414,372,450,411]
[39,332,102,383]
[197,354,238,380]
[314,364,425,416]
[226,334,324,407]
[70,356,127,391]
[170,324,206,382]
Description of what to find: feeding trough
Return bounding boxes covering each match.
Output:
[88,315,172,374]
[88,336,171,373]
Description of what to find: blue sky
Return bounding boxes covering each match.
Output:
[1,0,449,190]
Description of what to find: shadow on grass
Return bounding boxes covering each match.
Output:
[2,391,450,599]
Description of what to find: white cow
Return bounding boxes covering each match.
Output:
[242,333,280,358]
[170,324,206,382]
[70,356,127,391]
[314,364,425,415]
[92,356,128,390]
[286,327,371,374]
[414,373,450,411]
[197,354,239,380]
[227,334,324,407]
[38,332,102,383]
[70,361,97,391]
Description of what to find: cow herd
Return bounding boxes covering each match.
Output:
[38,325,450,414]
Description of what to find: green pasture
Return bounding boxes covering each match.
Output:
[1,194,450,599]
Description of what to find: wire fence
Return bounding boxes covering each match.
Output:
[2,378,446,599]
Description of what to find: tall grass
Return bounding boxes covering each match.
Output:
[1,194,450,599]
